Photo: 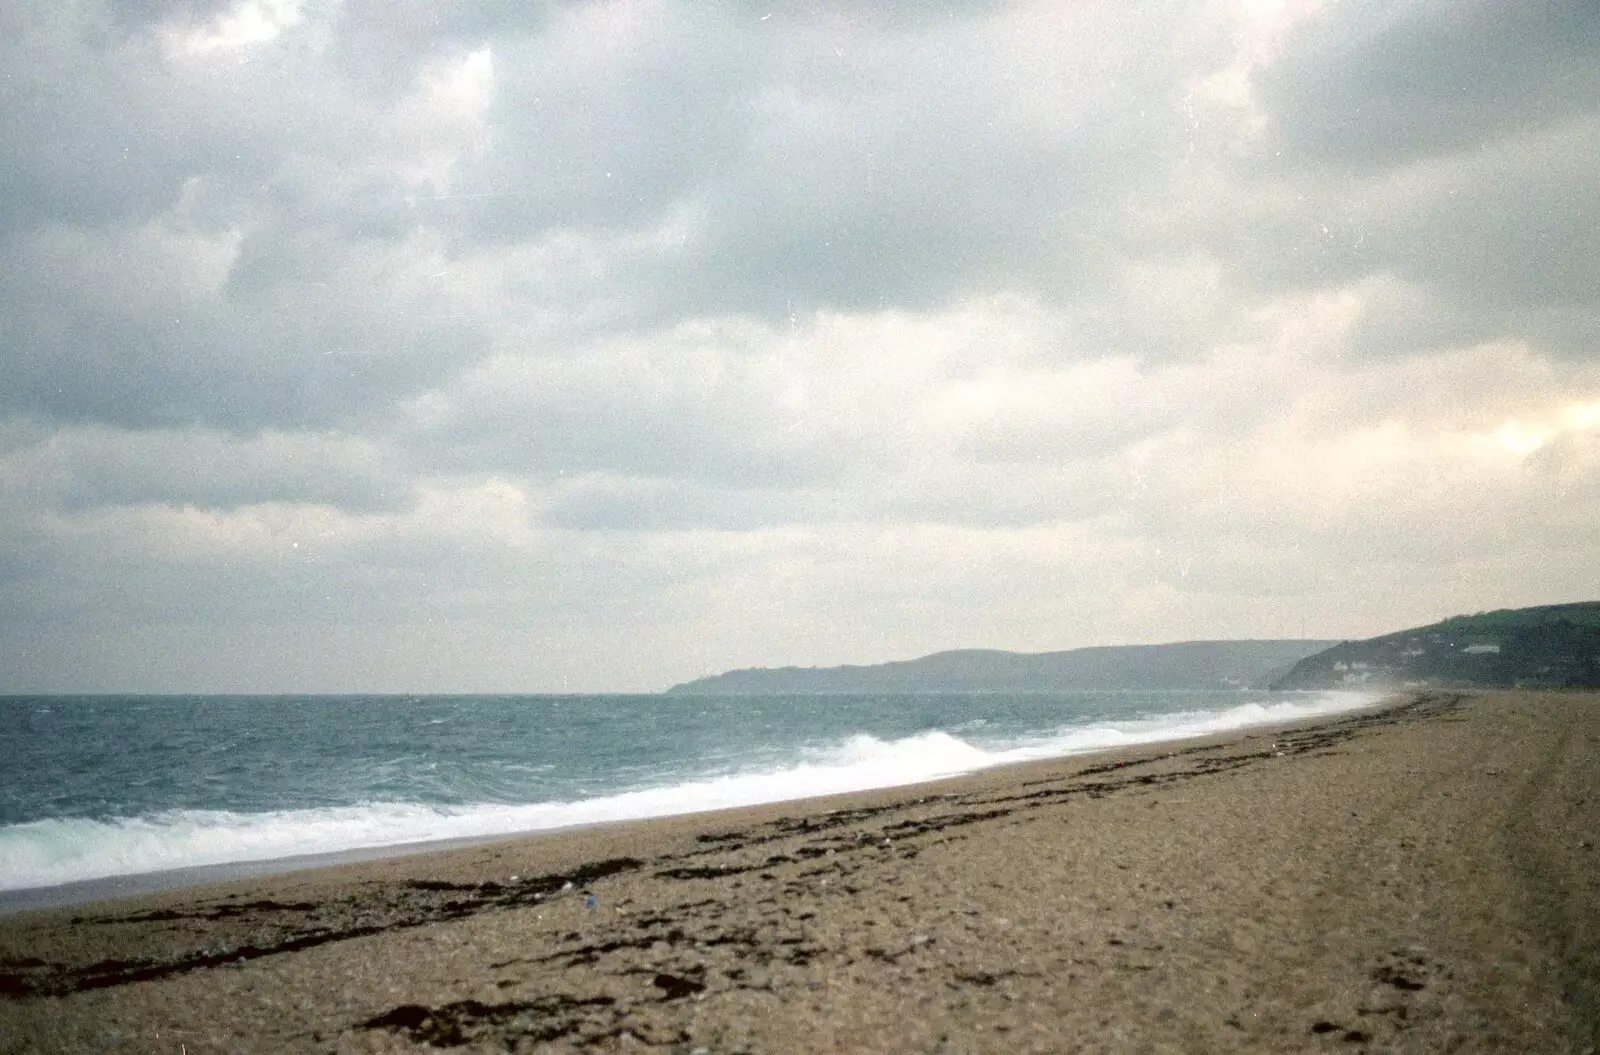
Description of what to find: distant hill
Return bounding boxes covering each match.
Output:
[667,640,1338,695]
[1271,602,1600,690]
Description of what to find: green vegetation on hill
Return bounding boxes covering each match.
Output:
[1435,604,1600,633]
[1271,602,1600,690]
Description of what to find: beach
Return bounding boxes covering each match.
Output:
[1,689,1595,1053]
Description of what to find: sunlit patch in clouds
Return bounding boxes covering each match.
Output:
[1186,0,1325,123]
[1490,400,1600,458]
[174,0,308,55]
[396,47,495,192]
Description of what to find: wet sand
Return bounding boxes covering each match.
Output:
[1,690,1596,1053]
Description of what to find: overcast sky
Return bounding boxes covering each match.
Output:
[2,0,1597,693]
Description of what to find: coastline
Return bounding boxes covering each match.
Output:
[0,688,1388,915]
[3,689,1596,1052]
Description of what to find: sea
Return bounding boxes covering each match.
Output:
[0,689,1378,908]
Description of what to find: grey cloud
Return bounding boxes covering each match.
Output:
[0,424,407,514]
[1170,115,1600,360]
[449,8,762,243]
[532,461,1117,535]
[661,41,1196,317]
[0,0,1211,439]
[411,360,856,490]
[1371,127,1600,317]
[1260,0,1600,170]
[0,24,180,232]
[1126,2,1600,368]
[0,243,495,430]
[2,497,723,645]
[104,0,236,28]
[0,5,351,237]
[436,3,1206,320]
[537,475,762,532]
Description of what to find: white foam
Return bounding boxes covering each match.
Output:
[983,690,1384,765]
[0,691,1380,892]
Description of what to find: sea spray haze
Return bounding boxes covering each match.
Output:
[0,690,1377,896]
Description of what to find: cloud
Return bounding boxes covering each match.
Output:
[1257,0,1600,171]
[0,422,404,514]
[0,0,1596,691]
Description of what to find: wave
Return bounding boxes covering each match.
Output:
[0,690,1379,892]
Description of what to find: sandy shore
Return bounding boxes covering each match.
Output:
[2,690,1596,1053]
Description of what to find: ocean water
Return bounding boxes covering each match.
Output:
[0,690,1377,896]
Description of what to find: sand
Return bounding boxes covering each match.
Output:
[1,689,1597,1053]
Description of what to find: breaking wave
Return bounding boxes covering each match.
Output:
[0,691,1378,892]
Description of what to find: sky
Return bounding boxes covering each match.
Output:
[1,0,1597,693]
